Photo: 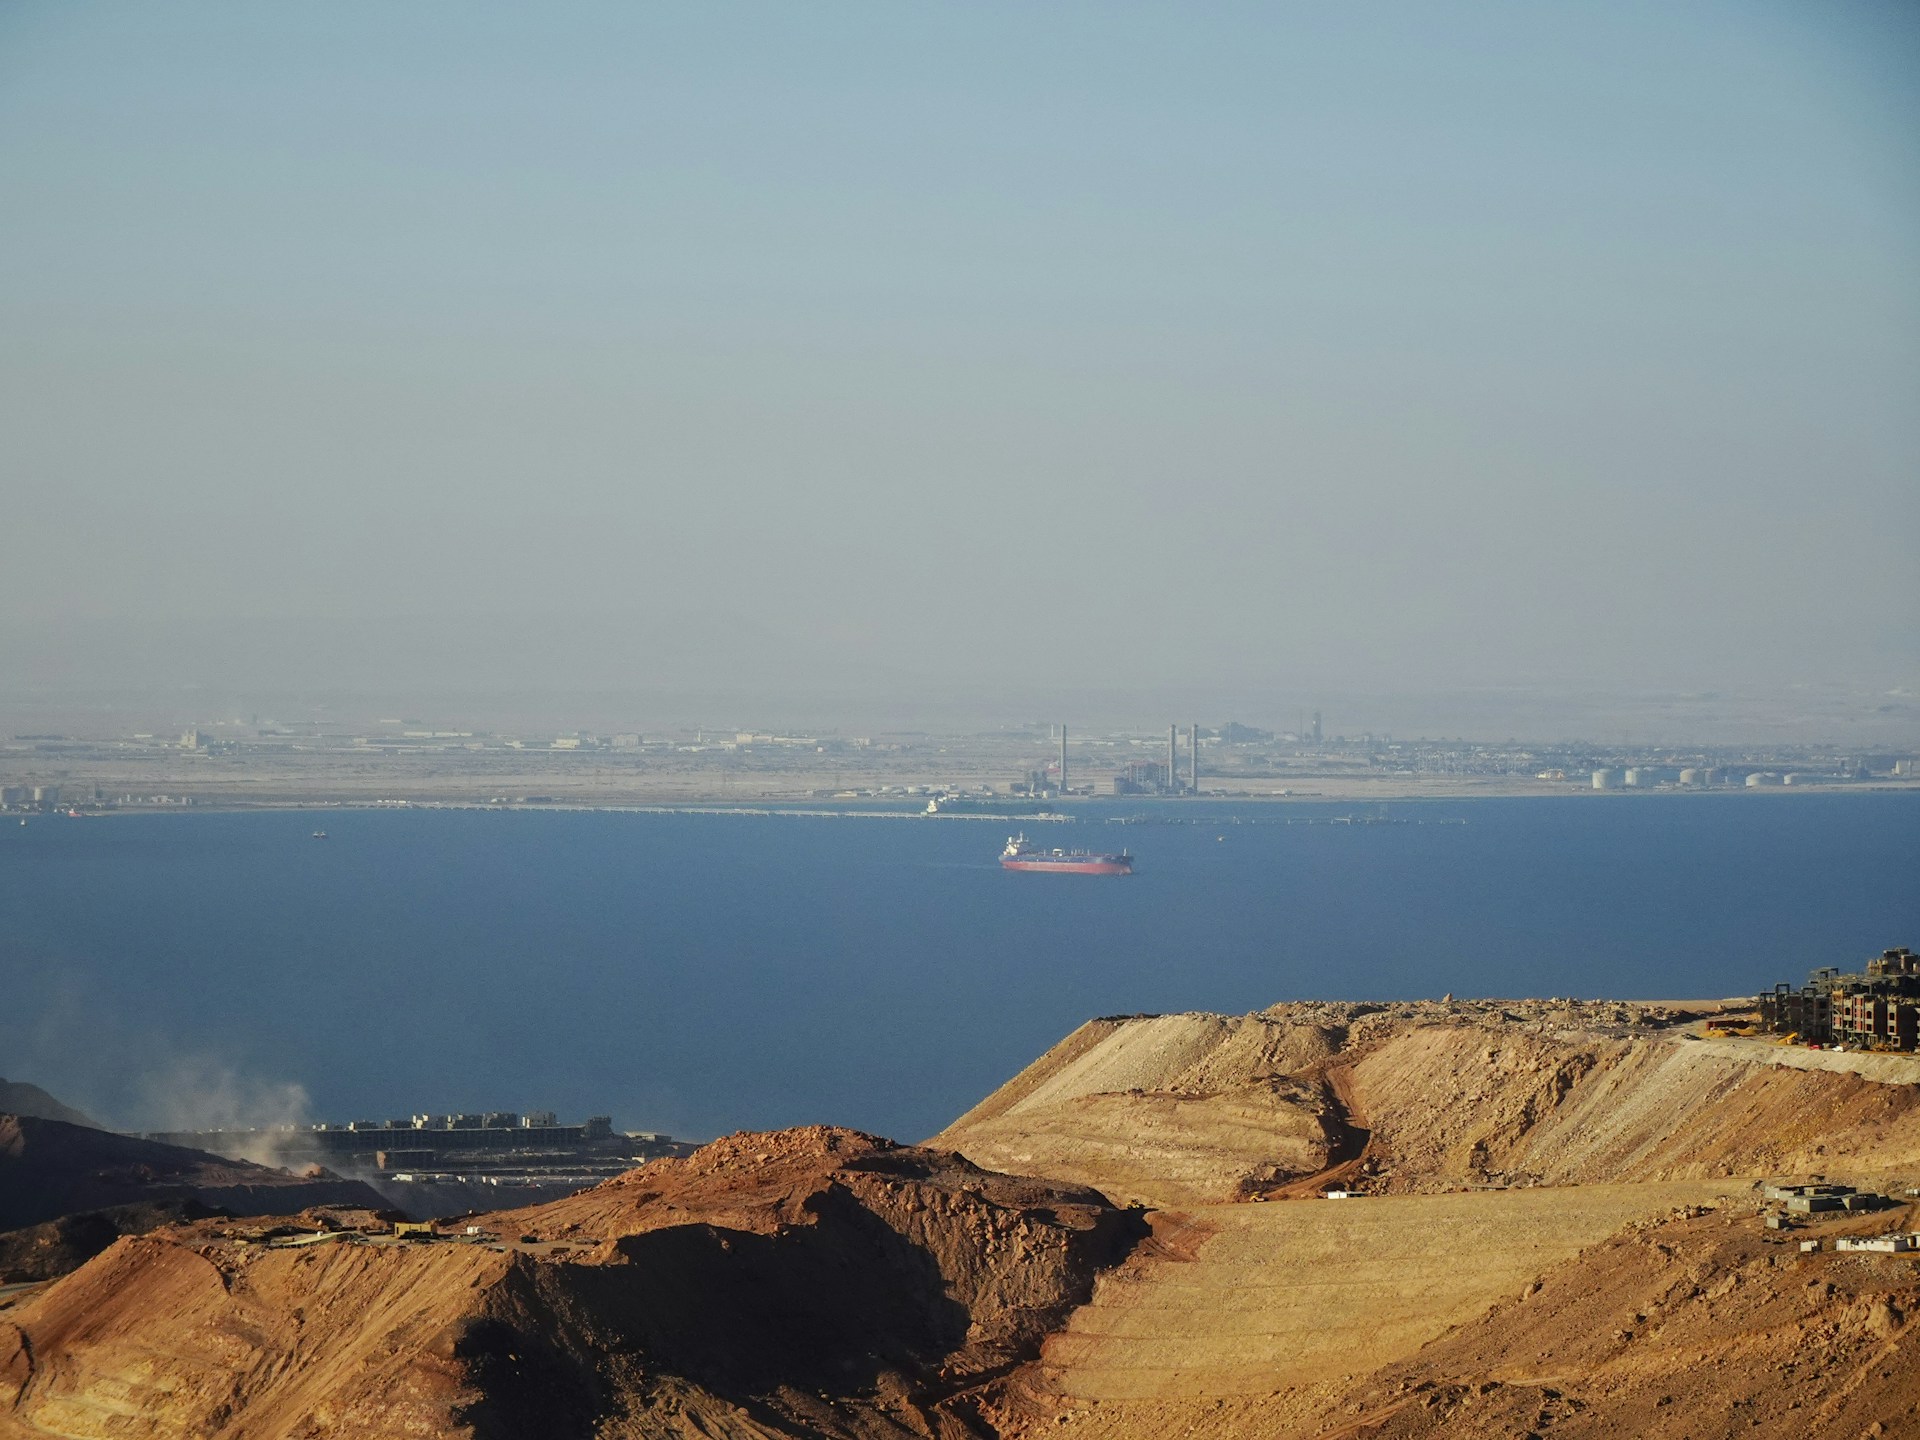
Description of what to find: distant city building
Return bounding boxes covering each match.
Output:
[1216,721,1274,745]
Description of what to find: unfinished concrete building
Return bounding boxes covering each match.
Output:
[1759,947,1920,1049]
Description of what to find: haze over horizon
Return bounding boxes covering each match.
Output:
[3,3,1916,737]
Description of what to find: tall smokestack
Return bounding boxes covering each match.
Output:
[1060,724,1068,798]
[1190,722,1199,795]
[1168,724,1177,795]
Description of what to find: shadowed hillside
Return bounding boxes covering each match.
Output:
[0,1114,386,1233]
[0,1127,1145,1440]
[0,1083,96,1131]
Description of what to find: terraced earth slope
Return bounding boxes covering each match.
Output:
[939,1000,1920,1439]
[989,1197,1920,1440]
[934,1000,1920,1206]
[1033,1184,1740,1404]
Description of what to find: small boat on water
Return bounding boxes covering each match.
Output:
[311,830,328,839]
[1000,833,1132,876]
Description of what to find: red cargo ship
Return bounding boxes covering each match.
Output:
[1000,833,1132,875]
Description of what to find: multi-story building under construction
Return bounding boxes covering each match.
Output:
[1759,947,1920,1049]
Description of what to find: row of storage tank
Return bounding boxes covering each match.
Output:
[1590,767,1822,789]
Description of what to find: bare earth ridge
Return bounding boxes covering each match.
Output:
[6,1001,1920,1438]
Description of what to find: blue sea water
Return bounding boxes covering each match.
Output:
[1,795,1915,1144]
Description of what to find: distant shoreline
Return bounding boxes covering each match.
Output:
[16,779,1919,823]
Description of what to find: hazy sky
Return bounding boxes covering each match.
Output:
[3,2,1916,721]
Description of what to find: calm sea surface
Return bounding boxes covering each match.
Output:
[2,795,1915,1143]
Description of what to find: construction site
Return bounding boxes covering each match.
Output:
[1758,946,1920,1050]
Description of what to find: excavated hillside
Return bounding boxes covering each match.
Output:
[932,1011,1351,1207]
[1294,1199,1920,1440]
[932,1000,1920,1440]
[0,1126,1145,1440]
[8,1002,1920,1440]
[979,1197,1920,1440]
[934,1000,1920,1205]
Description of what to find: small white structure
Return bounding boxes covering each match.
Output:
[1835,1234,1920,1253]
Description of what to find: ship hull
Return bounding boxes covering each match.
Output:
[1001,856,1132,875]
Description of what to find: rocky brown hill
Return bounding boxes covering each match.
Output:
[0,1126,1145,1439]
[934,1000,1920,1206]
[0,1198,228,1284]
[7,1002,1920,1440]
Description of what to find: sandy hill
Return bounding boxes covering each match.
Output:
[7,1001,1920,1439]
[932,1000,1920,1438]
[0,1114,386,1234]
[933,999,1920,1206]
[0,1126,1144,1440]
